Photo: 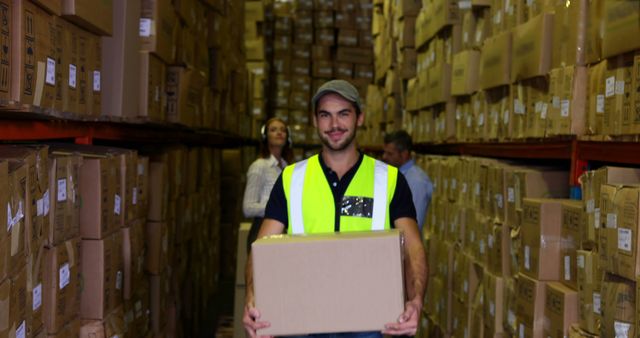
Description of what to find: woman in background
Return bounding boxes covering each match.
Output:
[242,117,293,251]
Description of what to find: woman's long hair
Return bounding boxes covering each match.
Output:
[260,117,293,163]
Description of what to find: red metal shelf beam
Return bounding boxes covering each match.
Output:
[0,119,255,146]
[417,140,574,160]
[577,141,640,165]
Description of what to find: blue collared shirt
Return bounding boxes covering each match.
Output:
[399,159,433,232]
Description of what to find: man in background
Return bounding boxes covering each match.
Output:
[382,130,433,233]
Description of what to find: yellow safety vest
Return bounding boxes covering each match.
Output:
[282,154,398,234]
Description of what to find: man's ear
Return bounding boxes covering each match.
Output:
[357,111,365,127]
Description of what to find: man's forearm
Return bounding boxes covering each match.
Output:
[245,252,255,305]
[405,238,428,304]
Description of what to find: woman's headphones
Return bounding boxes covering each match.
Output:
[261,118,293,146]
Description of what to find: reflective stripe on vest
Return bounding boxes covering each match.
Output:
[284,154,396,234]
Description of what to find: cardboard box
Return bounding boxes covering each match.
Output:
[31,0,62,15]
[480,30,512,90]
[336,47,373,65]
[452,50,480,96]
[145,222,167,275]
[48,153,82,246]
[44,238,80,334]
[547,65,587,137]
[80,233,124,320]
[633,54,640,135]
[28,242,45,335]
[586,60,607,135]
[146,161,166,223]
[511,13,554,82]
[561,200,583,290]
[62,0,112,36]
[521,198,565,281]
[5,266,27,338]
[149,273,169,334]
[516,273,546,338]
[0,1,10,102]
[79,154,119,239]
[0,278,11,338]
[252,231,405,336]
[101,0,140,119]
[11,1,58,108]
[138,52,165,121]
[86,34,101,117]
[484,271,505,336]
[426,62,452,106]
[140,0,177,64]
[602,185,640,281]
[544,282,579,338]
[602,55,633,136]
[602,1,640,59]
[576,250,601,335]
[601,274,635,338]
[166,66,206,127]
[2,160,27,281]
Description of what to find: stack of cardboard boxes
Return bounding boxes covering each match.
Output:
[417,154,572,337]
[388,0,640,143]
[420,155,640,337]
[0,143,224,338]
[2,0,250,138]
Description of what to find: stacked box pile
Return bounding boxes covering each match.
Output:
[419,155,640,338]
[387,0,640,143]
[416,154,575,337]
[0,143,224,338]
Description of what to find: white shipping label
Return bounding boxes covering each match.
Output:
[138,163,144,175]
[459,0,472,9]
[478,113,485,126]
[69,64,77,88]
[470,231,475,242]
[606,76,616,97]
[618,228,632,252]
[607,213,617,228]
[504,110,510,124]
[133,187,138,205]
[541,103,548,119]
[586,199,595,213]
[46,57,56,85]
[476,30,482,43]
[452,179,457,190]
[561,100,570,117]
[514,100,525,115]
[463,280,469,293]
[597,95,605,113]
[93,71,101,92]
[33,283,42,311]
[615,80,625,95]
[16,321,25,338]
[615,321,631,338]
[116,271,123,290]
[593,293,601,314]
[553,96,560,108]
[535,101,543,113]
[37,198,44,217]
[467,116,472,127]
[519,324,525,338]
[488,234,494,248]
[59,263,70,289]
[463,32,469,43]
[57,179,67,201]
[475,183,481,196]
[564,256,571,280]
[462,183,468,193]
[114,195,121,215]
[595,208,601,229]
[43,190,50,216]
[507,188,515,203]
[480,240,485,254]
[577,255,585,269]
[139,18,152,37]
[490,302,495,317]
[524,246,531,270]
[508,310,516,328]
[496,194,504,209]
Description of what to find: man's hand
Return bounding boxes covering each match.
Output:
[382,299,422,336]
[242,303,272,338]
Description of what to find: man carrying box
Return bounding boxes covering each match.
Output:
[243,79,428,337]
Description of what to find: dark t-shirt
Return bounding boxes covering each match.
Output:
[264,152,417,231]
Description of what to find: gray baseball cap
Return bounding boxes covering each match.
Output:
[311,79,363,114]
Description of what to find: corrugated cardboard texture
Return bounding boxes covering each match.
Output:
[602,274,635,337]
[253,231,405,336]
[62,0,112,36]
[44,238,80,334]
[544,282,578,338]
[521,198,565,281]
[516,273,546,338]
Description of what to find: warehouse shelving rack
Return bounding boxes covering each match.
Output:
[0,114,258,147]
[414,139,640,198]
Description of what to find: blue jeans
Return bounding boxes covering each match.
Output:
[284,332,383,338]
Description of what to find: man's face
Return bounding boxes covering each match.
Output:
[382,142,407,168]
[314,93,364,151]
